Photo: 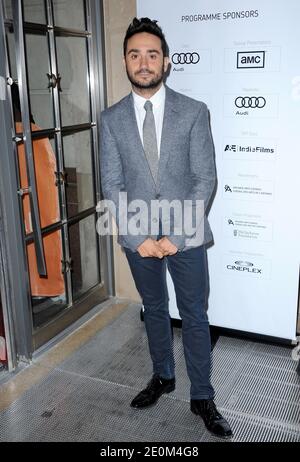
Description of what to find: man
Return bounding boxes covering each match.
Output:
[100,17,232,439]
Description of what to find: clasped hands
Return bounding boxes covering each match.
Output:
[137,237,178,258]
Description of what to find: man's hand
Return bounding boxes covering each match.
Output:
[157,237,178,256]
[137,238,165,258]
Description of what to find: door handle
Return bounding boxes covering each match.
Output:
[47,73,62,92]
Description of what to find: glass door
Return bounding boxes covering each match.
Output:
[2,0,110,351]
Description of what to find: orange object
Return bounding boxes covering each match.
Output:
[16,122,64,297]
[0,336,6,362]
[0,300,6,362]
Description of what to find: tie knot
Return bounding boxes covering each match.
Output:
[144,100,153,112]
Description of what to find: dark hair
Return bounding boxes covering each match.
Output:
[123,17,169,57]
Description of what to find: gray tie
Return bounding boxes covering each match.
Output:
[143,100,158,184]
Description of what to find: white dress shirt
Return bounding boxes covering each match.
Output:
[132,84,166,158]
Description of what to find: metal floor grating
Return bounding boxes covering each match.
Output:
[0,303,299,442]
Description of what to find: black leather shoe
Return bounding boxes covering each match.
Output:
[131,374,175,409]
[191,399,233,438]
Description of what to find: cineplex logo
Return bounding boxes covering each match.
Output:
[237,51,265,69]
[227,260,262,274]
[172,52,200,65]
[96,193,205,247]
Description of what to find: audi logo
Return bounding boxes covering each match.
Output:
[172,52,200,65]
[235,96,266,108]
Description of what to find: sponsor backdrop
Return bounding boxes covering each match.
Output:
[137,0,300,340]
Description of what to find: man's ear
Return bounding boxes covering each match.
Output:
[164,57,170,72]
[123,57,126,68]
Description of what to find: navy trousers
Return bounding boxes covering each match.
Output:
[125,245,215,400]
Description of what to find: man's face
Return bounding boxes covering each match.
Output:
[124,32,169,90]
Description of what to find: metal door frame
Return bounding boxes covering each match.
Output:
[0,0,114,366]
[1,3,32,368]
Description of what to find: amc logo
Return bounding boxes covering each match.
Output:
[237,51,265,69]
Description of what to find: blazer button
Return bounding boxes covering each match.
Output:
[152,218,158,223]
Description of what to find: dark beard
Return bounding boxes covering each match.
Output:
[126,66,165,90]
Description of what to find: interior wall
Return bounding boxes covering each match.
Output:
[102,0,140,301]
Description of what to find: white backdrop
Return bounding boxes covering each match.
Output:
[137,0,300,341]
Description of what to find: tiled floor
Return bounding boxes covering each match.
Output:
[0,301,299,442]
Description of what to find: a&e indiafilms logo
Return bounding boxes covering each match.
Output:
[224,143,275,155]
[223,137,277,161]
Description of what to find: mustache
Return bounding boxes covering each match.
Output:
[135,69,154,75]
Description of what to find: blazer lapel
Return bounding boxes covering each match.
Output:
[125,93,144,155]
[124,93,157,184]
[123,88,180,189]
[158,86,179,187]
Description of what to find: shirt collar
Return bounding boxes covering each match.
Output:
[132,84,166,111]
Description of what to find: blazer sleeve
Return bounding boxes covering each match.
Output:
[168,103,216,250]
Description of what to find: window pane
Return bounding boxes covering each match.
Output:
[29,229,67,329]
[16,133,61,232]
[4,0,46,23]
[23,0,46,24]
[5,27,22,126]
[69,215,99,300]
[63,130,95,217]
[56,36,91,126]
[25,33,55,129]
[3,0,12,18]
[53,0,86,30]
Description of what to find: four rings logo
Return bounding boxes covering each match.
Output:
[235,96,266,108]
[172,52,200,65]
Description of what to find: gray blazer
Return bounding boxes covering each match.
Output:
[100,86,216,252]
